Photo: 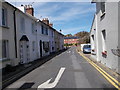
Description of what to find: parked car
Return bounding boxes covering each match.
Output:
[83,45,91,54]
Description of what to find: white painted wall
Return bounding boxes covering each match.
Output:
[91,1,120,73]
[48,28,55,53]
[0,3,18,68]
[0,2,64,68]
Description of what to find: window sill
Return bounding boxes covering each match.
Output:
[0,25,9,29]
[42,34,48,36]
[0,58,10,62]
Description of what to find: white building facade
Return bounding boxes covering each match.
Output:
[90,0,120,74]
[0,1,64,69]
[0,2,18,68]
[49,27,55,53]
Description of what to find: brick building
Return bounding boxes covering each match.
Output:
[64,37,79,45]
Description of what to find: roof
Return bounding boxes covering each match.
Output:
[64,37,79,39]
[90,14,96,33]
[2,0,64,36]
[91,0,96,3]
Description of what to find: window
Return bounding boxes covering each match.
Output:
[102,30,106,40]
[20,17,25,32]
[101,2,105,13]
[43,41,49,53]
[52,31,54,37]
[102,30,106,51]
[1,40,9,59]
[91,35,95,51]
[41,25,48,35]
[91,35,94,40]
[2,8,7,26]
[41,25,44,34]
[45,28,48,35]
[32,41,35,51]
[31,23,35,33]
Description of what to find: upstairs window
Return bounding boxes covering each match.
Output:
[41,25,48,35]
[20,17,25,33]
[2,8,7,26]
[51,31,54,37]
[41,25,44,34]
[101,2,105,13]
[32,41,35,51]
[31,23,35,33]
[45,28,48,35]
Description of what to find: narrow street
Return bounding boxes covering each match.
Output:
[6,47,115,89]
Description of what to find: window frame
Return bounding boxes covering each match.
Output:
[20,17,25,33]
[2,7,7,27]
[0,40,9,60]
[41,25,44,34]
[31,23,35,34]
[32,41,35,51]
[101,30,107,52]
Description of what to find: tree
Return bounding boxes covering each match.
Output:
[65,34,72,37]
[74,31,90,44]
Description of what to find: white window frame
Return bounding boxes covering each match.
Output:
[2,7,7,26]
[31,23,35,34]
[32,41,35,51]
[0,40,9,61]
[101,30,106,52]
[20,17,25,33]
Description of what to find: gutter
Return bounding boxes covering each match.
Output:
[13,8,17,58]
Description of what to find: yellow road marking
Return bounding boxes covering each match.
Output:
[80,52,120,86]
[78,51,120,89]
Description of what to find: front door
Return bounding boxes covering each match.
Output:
[20,41,29,64]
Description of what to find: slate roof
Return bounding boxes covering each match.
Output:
[64,37,79,39]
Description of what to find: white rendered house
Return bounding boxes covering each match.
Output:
[91,0,120,74]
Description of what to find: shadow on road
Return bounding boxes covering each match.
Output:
[2,48,69,89]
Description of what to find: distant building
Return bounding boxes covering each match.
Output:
[90,0,120,74]
[64,37,79,46]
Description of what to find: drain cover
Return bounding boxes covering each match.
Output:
[19,82,34,89]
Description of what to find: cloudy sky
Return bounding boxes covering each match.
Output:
[6,0,96,35]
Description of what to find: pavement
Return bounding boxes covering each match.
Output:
[3,47,118,90]
[79,51,120,83]
[2,50,66,89]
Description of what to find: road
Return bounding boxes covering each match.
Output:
[6,47,115,89]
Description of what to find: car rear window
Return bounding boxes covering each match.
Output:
[83,45,91,48]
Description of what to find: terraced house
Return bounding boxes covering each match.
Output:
[90,0,120,74]
[0,1,64,69]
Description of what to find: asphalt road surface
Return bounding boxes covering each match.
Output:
[6,47,115,89]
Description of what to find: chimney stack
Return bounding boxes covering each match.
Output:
[42,18,49,25]
[25,5,34,16]
[49,23,53,27]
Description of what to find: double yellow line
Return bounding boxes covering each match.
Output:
[78,52,120,90]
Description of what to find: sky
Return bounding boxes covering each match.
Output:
[6,0,96,35]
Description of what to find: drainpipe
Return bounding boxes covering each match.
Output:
[13,8,17,58]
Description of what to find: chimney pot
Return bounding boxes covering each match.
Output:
[49,23,53,27]
[25,4,34,16]
[42,18,49,25]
